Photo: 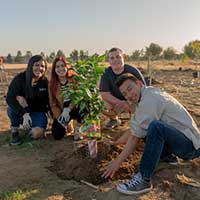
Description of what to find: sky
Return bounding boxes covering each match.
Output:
[1,0,200,56]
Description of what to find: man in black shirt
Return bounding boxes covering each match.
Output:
[99,48,146,129]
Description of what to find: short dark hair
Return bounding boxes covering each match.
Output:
[106,48,124,61]
[115,73,138,88]
[108,47,123,55]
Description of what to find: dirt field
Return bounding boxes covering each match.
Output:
[0,62,200,200]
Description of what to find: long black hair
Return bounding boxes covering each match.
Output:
[25,55,47,98]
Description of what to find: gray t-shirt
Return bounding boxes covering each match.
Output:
[99,64,146,100]
[130,86,200,149]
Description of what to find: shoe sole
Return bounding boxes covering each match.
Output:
[168,162,178,166]
[10,141,22,146]
[160,161,178,166]
[116,184,153,195]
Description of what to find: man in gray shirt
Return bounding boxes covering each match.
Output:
[102,73,200,196]
[99,48,145,129]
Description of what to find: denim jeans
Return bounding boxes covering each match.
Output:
[7,106,48,129]
[139,120,200,179]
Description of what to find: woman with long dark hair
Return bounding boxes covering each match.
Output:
[6,55,49,145]
[49,56,84,140]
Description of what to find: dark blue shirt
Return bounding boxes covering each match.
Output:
[99,64,146,100]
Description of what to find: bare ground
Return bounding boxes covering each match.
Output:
[0,64,200,200]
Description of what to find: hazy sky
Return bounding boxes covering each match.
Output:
[1,0,200,56]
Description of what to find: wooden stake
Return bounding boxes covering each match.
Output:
[80,179,99,190]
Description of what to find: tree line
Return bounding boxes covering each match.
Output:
[2,40,200,64]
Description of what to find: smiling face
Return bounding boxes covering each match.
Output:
[55,60,68,77]
[108,50,125,74]
[32,60,46,79]
[119,79,141,104]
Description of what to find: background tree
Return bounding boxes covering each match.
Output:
[131,50,141,61]
[24,51,32,63]
[56,49,65,58]
[40,52,46,59]
[184,40,200,70]
[15,50,23,63]
[104,50,109,61]
[48,52,56,63]
[7,53,13,63]
[79,50,89,60]
[145,43,163,60]
[184,40,200,61]
[163,47,177,60]
[69,49,79,62]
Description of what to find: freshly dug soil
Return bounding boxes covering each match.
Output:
[48,140,143,185]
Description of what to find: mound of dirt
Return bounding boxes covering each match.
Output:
[48,140,143,185]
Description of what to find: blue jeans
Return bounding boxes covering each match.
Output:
[139,120,200,179]
[7,107,47,129]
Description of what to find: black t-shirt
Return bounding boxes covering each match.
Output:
[99,64,146,100]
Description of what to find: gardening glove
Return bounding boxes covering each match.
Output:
[58,107,70,127]
[22,113,32,130]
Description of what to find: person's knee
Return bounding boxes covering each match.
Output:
[147,120,164,137]
[148,120,161,129]
[31,127,44,139]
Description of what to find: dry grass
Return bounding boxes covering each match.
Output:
[3,60,198,71]
[127,60,198,71]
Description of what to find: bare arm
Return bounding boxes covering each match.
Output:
[101,92,132,113]
[102,133,139,178]
[112,131,131,145]
[100,92,122,105]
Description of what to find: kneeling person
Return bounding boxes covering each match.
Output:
[6,55,49,145]
[99,47,145,129]
[103,73,200,195]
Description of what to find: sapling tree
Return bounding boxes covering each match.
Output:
[62,54,105,126]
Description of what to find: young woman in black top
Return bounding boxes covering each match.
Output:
[6,55,49,145]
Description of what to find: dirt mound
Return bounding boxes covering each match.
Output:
[48,140,142,185]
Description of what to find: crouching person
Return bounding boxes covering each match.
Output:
[6,55,49,145]
[49,56,84,140]
[102,73,200,195]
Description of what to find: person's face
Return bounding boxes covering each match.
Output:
[108,50,124,74]
[119,79,141,104]
[32,60,46,79]
[55,60,67,77]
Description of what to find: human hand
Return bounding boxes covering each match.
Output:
[114,100,131,113]
[102,159,120,179]
[22,113,32,130]
[58,107,70,127]
[102,138,116,146]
